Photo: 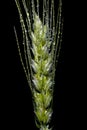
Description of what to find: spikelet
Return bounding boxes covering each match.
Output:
[14,0,63,130]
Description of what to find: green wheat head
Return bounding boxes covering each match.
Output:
[14,0,63,130]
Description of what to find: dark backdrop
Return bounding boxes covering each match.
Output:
[2,0,65,130]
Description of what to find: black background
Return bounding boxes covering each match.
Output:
[2,0,65,130]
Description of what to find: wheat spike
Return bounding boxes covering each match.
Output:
[14,0,63,130]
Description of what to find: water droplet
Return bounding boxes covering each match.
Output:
[53,42,55,45]
[27,13,29,16]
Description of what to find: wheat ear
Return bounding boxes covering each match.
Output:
[14,0,63,130]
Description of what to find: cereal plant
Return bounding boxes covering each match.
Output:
[14,0,63,130]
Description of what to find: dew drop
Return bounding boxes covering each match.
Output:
[27,12,29,17]
[53,42,55,45]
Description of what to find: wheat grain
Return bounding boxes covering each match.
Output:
[14,0,63,130]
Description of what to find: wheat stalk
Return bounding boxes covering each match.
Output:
[14,0,63,130]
